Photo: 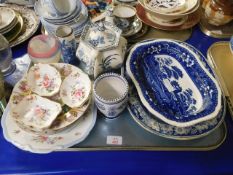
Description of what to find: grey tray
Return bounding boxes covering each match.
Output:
[65,110,227,151]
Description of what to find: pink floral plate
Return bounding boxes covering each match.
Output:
[60,68,91,108]
[27,64,62,97]
[1,99,97,154]
[11,94,62,130]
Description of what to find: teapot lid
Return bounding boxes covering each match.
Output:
[80,21,122,51]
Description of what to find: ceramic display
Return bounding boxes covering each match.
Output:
[76,21,127,78]
[27,64,62,97]
[4,12,24,42]
[144,0,186,13]
[0,4,40,47]
[60,71,91,108]
[55,26,76,64]
[28,35,61,64]
[136,4,201,31]
[138,0,199,21]
[93,73,129,118]
[0,7,16,30]
[9,63,92,134]
[1,99,97,153]
[126,39,222,127]
[11,94,62,130]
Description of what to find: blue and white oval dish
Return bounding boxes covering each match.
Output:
[126,39,222,127]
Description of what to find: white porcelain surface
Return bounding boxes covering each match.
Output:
[11,94,62,130]
[27,64,62,97]
[93,73,129,118]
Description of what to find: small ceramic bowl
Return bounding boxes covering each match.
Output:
[93,73,129,119]
[28,34,61,64]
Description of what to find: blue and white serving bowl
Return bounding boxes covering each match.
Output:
[126,39,222,127]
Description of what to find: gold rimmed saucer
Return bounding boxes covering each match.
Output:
[4,12,24,42]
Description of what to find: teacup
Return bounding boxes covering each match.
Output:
[93,73,129,119]
[113,4,136,32]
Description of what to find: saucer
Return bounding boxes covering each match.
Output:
[4,12,24,42]
[122,19,143,37]
[0,7,16,31]
[136,4,201,31]
[27,64,62,97]
[147,13,188,27]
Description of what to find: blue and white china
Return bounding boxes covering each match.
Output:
[36,0,89,37]
[35,0,77,20]
[113,4,137,33]
[126,39,222,127]
[128,85,225,140]
[230,36,233,54]
[76,21,127,78]
[55,25,77,64]
[93,73,129,119]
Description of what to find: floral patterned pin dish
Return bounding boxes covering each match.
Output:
[11,94,62,130]
[27,64,62,97]
[93,73,129,119]
[126,39,222,127]
[60,68,91,108]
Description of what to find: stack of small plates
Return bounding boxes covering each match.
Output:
[34,0,89,37]
[137,0,201,30]
[1,63,97,153]
[0,7,24,42]
[126,39,225,140]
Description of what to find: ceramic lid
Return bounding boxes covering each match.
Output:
[80,21,122,51]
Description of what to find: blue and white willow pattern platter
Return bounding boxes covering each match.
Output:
[126,41,225,139]
[126,39,222,127]
[128,86,225,140]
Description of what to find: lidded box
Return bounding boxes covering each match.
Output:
[76,21,127,78]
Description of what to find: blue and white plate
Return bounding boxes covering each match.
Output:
[128,85,225,140]
[126,39,222,127]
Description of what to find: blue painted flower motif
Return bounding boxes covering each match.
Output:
[88,36,105,47]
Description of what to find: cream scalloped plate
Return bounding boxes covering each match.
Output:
[27,64,62,97]
[60,69,91,108]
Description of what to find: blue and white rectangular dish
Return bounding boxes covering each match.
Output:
[126,39,222,127]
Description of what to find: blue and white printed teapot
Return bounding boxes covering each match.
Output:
[76,21,127,78]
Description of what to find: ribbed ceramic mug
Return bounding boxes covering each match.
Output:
[55,25,77,64]
[93,73,129,119]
